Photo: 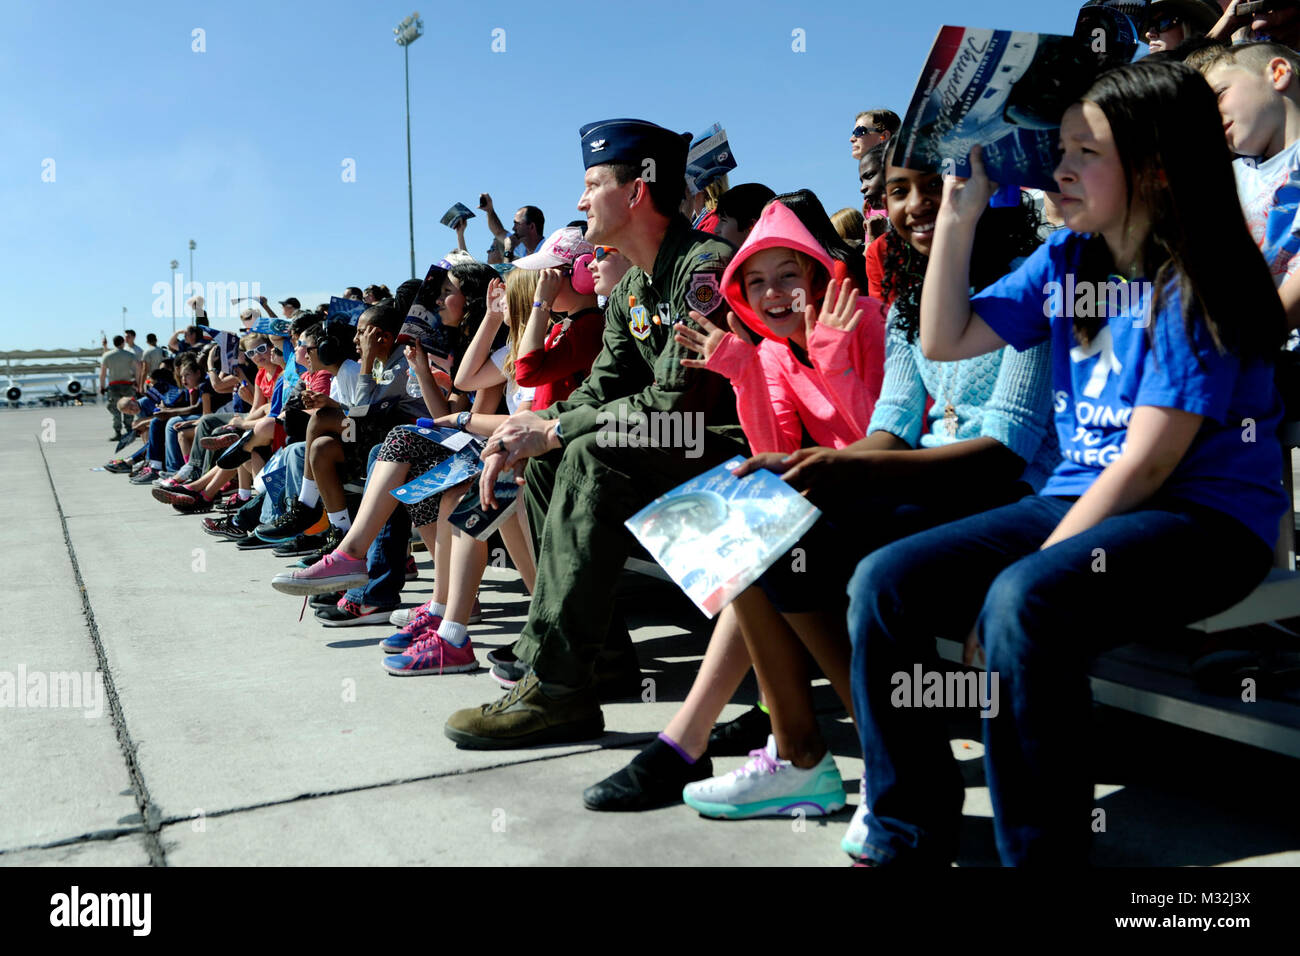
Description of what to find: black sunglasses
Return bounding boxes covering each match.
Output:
[852,125,885,138]
[1146,13,1181,33]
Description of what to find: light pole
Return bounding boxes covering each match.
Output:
[122,306,127,333]
[188,239,196,295]
[169,260,179,335]
[394,12,423,280]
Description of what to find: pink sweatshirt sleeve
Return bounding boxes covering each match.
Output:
[706,335,802,455]
[806,294,888,431]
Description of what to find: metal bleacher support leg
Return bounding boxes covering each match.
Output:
[1277,445,1296,572]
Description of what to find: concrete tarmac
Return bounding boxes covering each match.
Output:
[2,405,1297,866]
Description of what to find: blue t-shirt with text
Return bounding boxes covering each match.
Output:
[971,228,1286,547]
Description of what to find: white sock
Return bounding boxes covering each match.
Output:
[429,602,447,618]
[298,478,320,508]
[438,620,469,647]
[328,509,351,531]
[237,488,252,501]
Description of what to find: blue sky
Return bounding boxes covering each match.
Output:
[3,0,1073,350]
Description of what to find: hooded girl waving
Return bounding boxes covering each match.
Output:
[677,199,888,453]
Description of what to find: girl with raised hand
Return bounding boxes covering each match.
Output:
[666,171,1056,830]
[851,60,1287,866]
[582,178,1049,820]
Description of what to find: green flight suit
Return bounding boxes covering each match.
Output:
[517,214,750,687]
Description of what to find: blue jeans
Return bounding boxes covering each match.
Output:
[847,494,1271,867]
[165,415,199,472]
[344,443,411,610]
[145,418,168,465]
[260,443,307,524]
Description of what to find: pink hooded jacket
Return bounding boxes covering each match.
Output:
[706,201,887,454]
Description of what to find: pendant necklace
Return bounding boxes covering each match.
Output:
[941,361,958,438]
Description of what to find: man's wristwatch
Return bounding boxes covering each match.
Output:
[456,410,472,431]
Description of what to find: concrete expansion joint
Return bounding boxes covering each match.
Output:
[37,438,169,867]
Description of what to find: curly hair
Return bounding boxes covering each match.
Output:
[882,192,1045,342]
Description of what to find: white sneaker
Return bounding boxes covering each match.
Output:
[682,735,846,819]
[389,599,482,627]
[389,603,430,627]
[842,780,869,857]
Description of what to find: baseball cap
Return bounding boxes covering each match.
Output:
[510,226,594,271]
[279,297,301,309]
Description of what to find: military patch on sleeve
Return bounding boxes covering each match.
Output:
[686,271,723,316]
[628,304,653,341]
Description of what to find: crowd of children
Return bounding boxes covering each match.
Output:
[99,9,1300,865]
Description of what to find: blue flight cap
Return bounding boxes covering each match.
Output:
[579,118,692,180]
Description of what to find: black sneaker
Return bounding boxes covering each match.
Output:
[486,645,519,667]
[295,526,345,567]
[273,528,332,557]
[707,704,772,757]
[314,598,398,627]
[582,739,713,811]
[202,515,248,541]
[235,534,279,551]
[254,499,323,543]
[490,657,529,689]
[309,591,344,608]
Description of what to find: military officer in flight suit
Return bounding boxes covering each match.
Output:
[445,118,750,749]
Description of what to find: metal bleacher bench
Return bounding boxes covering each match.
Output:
[621,425,1300,759]
[937,421,1300,759]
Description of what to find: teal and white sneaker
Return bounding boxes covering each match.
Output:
[682,735,846,820]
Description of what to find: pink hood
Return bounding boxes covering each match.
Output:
[720,202,834,343]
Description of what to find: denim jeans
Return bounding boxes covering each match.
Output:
[344,442,411,610]
[847,494,1271,867]
[260,442,306,524]
[165,415,199,473]
[145,418,168,465]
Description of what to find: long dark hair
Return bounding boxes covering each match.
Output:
[1070,60,1285,357]
[768,189,871,296]
[447,261,504,384]
[881,192,1044,343]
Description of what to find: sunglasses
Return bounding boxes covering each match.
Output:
[299,343,318,352]
[1146,13,1181,32]
[852,126,885,138]
[244,343,271,357]
[592,245,618,262]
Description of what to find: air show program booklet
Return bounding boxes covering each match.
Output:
[624,458,820,618]
[389,427,485,505]
[894,26,1101,191]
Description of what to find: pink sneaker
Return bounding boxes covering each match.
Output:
[270,549,369,596]
[381,633,478,676]
[379,609,442,653]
